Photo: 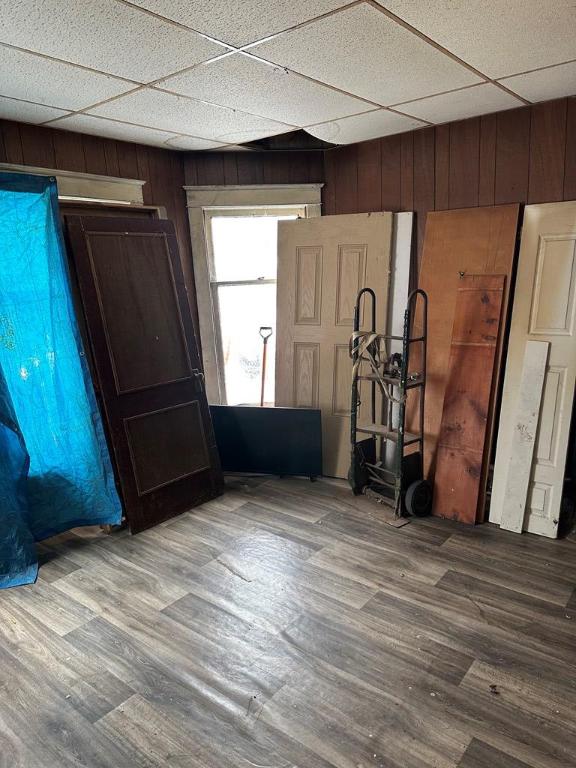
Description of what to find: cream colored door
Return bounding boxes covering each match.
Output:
[490,202,576,537]
[276,212,393,478]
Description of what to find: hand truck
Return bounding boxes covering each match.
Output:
[348,287,432,519]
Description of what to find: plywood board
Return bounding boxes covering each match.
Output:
[414,204,520,518]
[499,340,549,534]
[490,201,576,538]
[432,274,505,523]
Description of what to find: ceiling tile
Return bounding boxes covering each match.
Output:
[128,0,350,46]
[90,88,294,144]
[499,62,576,103]
[164,136,228,150]
[0,95,69,124]
[307,109,425,144]
[0,0,226,82]
[398,83,523,124]
[47,114,179,147]
[0,45,135,111]
[251,4,481,106]
[379,0,576,79]
[159,53,372,126]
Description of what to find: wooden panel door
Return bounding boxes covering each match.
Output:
[64,215,223,533]
[276,212,393,478]
[490,202,576,538]
[415,204,520,516]
[433,275,505,523]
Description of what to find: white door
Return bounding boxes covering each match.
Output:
[276,212,393,478]
[490,202,576,537]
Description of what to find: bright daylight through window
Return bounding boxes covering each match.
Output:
[208,212,299,406]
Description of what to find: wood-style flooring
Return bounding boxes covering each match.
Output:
[1,476,575,768]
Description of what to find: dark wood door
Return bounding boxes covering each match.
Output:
[64,215,223,533]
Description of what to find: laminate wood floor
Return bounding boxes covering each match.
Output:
[1,477,575,768]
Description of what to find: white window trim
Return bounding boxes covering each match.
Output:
[185,183,323,404]
[0,162,145,204]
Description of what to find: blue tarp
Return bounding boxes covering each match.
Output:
[0,172,121,588]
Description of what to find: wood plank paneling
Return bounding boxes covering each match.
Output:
[565,97,576,200]
[528,99,567,203]
[478,114,497,206]
[357,139,381,212]
[1,121,23,164]
[448,118,480,209]
[434,124,450,211]
[53,130,86,173]
[380,134,402,211]
[334,145,358,214]
[400,132,414,210]
[494,107,530,204]
[19,123,55,168]
[82,134,108,176]
[413,127,435,265]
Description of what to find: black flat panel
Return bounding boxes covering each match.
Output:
[210,406,322,477]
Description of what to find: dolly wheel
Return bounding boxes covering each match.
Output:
[405,480,433,517]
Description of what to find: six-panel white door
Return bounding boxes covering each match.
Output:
[276,213,393,478]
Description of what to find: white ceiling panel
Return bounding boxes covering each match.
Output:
[499,62,576,103]
[307,108,425,144]
[46,114,180,147]
[0,45,135,111]
[164,136,229,151]
[251,4,482,106]
[399,83,523,124]
[0,0,226,82]
[379,1,576,79]
[90,88,294,144]
[0,95,69,124]
[128,0,351,47]
[159,53,372,126]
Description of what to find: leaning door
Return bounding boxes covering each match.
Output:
[276,212,393,478]
[490,202,576,537]
[65,215,223,533]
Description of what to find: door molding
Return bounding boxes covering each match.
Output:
[185,183,323,404]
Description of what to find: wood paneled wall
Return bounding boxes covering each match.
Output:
[323,97,576,264]
[184,150,324,187]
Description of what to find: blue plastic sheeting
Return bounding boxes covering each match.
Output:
[0,173,121,589]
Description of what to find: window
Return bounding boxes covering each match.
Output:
[205,208,304,405]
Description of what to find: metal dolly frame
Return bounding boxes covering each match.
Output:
[349,287,432,519]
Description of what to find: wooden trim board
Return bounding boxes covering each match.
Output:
[499,340,549,533]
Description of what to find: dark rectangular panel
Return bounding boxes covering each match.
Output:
[565,97,576,200]
[413,127,435,267]
[87,231,191,393]
[528,99,567,203]
[478,114,497,206]
[357,140,381,212]
[334,145,358,214]
[210,405,322,477]
[125,401,209,495]
[381,134,402,211]
[400,132,414,210]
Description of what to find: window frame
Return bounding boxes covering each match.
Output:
[185,184,323,404]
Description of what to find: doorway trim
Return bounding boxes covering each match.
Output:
[185,183,323,404]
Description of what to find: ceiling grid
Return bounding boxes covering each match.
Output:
[0,0,573,148]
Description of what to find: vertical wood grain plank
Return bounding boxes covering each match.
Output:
[413,127,435,267]
[357,139,381,212]
[19,124,55,168]
[222,154,239,185]
[0,123,7,163]
[183,155,198,186]
[495,107,530,204]
[103,139,120,178]
[478,114,497,206]
[136,146,153,204]
[434,124,450,210]
[52,129,86,172]
[380,134,402,211]
[334,145,358,214]
[237,152,264,184]
[400,132,414,210]
[449,118,480,209]
[322,150,337,215]
[117,142,139,180]
[565,97,576,200]
[528,99,567,203]
[305,151,324,183]
[1,121,23,164]
[82,134,107,176]
[195,153,225,185]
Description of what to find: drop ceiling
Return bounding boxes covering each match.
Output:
[0,0,574,150]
